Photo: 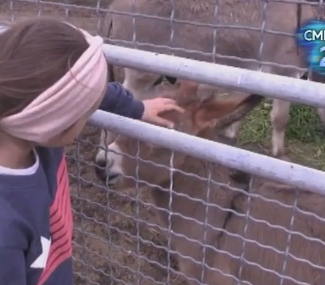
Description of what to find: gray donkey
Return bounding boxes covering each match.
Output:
[95,0,325,172]
[100,80,325,285]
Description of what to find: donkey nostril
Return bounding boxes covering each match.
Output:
[95,161,108,182]
[109,173,119,180]
[107,172,121,186]
[96,160,106,168]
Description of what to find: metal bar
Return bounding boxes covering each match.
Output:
[1,23,325,107]
[102,44,325,108]
[89,110,325,195]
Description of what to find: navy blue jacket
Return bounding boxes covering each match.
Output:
[99,82,145,119]
[0,83,144,285]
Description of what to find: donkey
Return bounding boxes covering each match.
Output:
[98,80,325,285]
[95,0,325,168]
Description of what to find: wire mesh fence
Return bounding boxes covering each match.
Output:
[2,1,325,285]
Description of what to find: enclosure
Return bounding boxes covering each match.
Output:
[2,0,325,285]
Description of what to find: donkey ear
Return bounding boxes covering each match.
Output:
[194,93,263,129]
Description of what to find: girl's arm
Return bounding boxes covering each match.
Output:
[99,82,144,119]
[99,82,184,128]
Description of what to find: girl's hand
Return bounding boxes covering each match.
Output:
[142,98,184,128]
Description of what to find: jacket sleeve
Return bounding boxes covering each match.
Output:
[99,82,145,119]
[0,248,26,285]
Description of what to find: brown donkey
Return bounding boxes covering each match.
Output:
[101,81,325,285]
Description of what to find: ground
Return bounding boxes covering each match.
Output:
[1,1,325,285]
[240,101,325,170]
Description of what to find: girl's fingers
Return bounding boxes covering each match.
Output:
[158,103,184,114]
[158,98,176,105]
[152,98,184,114]
[151,116,175,128]
[143,98,184,127]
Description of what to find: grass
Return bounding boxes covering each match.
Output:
[238,99,325,171]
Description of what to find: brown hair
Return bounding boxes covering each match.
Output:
[0,17,89,118]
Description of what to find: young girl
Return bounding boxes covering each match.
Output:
[0,18,183,285]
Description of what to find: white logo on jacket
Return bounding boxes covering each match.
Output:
[30,236,51,269]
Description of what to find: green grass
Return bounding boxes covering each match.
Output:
[238,100,325,170]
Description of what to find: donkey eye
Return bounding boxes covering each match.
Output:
[165,76,177,85]
[152,75,164,86]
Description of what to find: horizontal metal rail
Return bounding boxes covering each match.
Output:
[1,23,325,108]
[89,110,325,195]
[102,44,325,108]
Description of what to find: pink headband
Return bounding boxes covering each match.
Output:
[0,25,108,143]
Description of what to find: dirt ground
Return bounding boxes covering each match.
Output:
[0,1,183,285]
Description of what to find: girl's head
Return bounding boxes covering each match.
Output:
[0,18,108,147]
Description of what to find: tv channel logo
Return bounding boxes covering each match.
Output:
[297,20,325,75]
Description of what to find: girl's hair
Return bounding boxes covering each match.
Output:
[0,17,89,118]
